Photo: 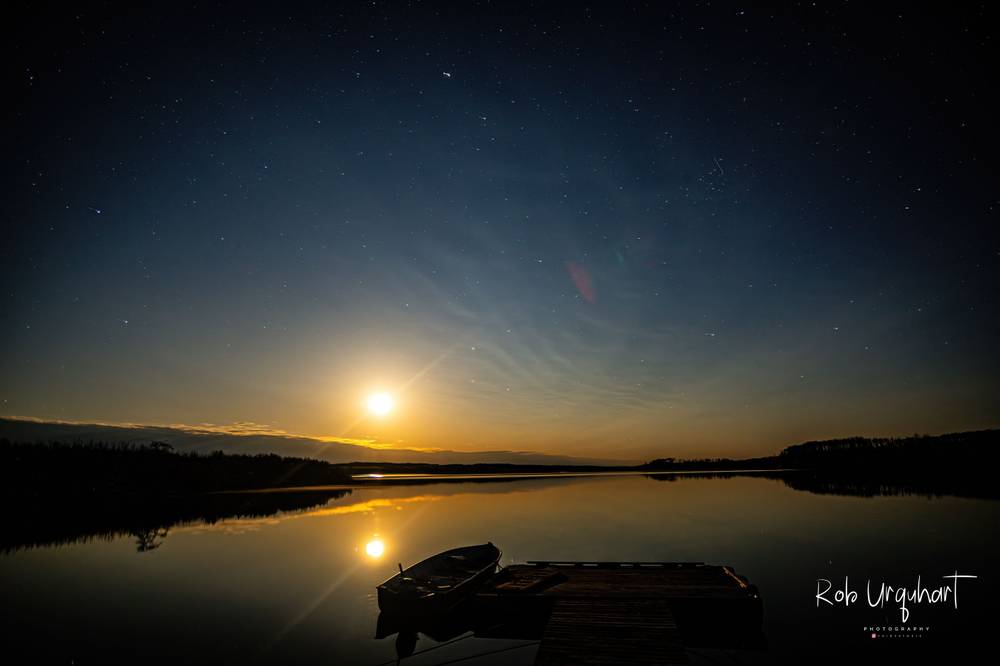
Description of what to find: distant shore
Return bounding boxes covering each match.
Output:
[348,468,792,482]
[4,429,998,498]
[2,430,998,553]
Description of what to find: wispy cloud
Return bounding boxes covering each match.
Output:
[2,416,412,451]
[0,415,629,465]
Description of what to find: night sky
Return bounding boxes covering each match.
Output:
[4,2,998,460]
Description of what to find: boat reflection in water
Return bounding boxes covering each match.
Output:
[375,594,549,662]
[375,608,468,660]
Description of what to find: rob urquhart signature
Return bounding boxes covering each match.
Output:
[816,572,977,622]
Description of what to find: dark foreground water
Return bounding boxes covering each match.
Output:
[2,473,997,664]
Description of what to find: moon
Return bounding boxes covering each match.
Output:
[367,392,394,417]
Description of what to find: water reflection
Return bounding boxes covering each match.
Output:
[134,527,170,552]
[2,470,999,556]
[644,469,1000,499]
[376,606,542,663]
[0,487,352,554]
[1,474,998,664]
[366,538,386,559]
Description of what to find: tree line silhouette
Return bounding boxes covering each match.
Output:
[640,430,1000,499]
[642,429,999,472]
[0,439,355,553]
[776,429,1000,468]
[774,430,1000,499]
[0,438,353,497]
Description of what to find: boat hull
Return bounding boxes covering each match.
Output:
[376,543,501,615]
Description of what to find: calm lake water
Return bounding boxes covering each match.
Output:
[3,473,998,664]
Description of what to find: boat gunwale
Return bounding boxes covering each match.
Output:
[377,543,501,610]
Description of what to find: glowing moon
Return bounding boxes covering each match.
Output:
[365,539,385,558]
[367,392,394,417]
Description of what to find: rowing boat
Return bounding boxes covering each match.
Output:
[376,543,501,614]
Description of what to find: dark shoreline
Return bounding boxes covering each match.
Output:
[3,429,998,554]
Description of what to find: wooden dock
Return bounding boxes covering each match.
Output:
[474,561,763,665]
